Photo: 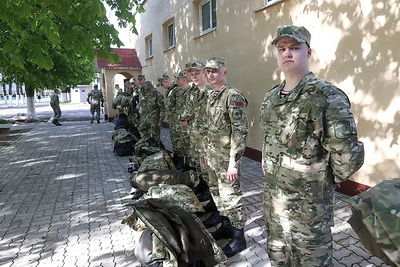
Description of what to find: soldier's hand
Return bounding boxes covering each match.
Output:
[226,167,239,181]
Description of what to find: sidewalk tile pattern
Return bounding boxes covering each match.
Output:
[0,122,391,267]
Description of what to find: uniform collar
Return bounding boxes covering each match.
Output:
[212,83,229,98]
[279,72,315,102]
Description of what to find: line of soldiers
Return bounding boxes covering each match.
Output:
[112,57,249,259]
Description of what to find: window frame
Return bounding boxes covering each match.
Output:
[145,34,153,59]
[167,22,175,49]
[255,0,285,12]
[199,0,216,35]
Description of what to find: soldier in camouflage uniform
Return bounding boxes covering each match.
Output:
[159,73,185,169]
[86,84,104,123]
[137,75,165,145]
[260,25,365,266]
[111,87,126,115]
[166,71,191,169]
[204,57,248,257]
[50,89,62,126]
[128,77,140,98]
[157,73,184,162]
[125,78,140,129]
[184,61,213,179]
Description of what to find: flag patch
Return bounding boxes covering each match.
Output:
[234,102,244,107]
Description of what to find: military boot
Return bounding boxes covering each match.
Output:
[55,119,62,126]
[90,119,94,123]
[222,227,246,258]
[202,210,222,228]
[52,119,58,126]
[173,155,185,170]
[211,216,234,240]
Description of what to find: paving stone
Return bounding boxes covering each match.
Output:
[0,121,385,267]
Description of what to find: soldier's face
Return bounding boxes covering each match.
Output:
[177,77,188,87]
[205,67,227,87]
[161,79,172,88]
[275,37,311,73]
[188,69,207,87]
[138,79,145,86]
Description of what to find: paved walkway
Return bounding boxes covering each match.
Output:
[0,120,390,267]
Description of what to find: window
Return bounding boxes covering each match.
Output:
[264,0,283,7]
[145,34,153,58]
[200,0,216,34]
[167,22,175,49]
[163,18,175,51]
[255,0,284,12]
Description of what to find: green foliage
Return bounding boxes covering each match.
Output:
[0,0,145,90]
[0,118,9,124]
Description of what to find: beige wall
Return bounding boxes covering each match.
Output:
[132,0,400,186]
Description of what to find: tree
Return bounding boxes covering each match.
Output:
[0,0,144,120]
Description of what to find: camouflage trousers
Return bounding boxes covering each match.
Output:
[170,122,190,160]
[90,104,101,121]
[263,183,333,266]
[127,112,140,129]
[179,124,192,163]
[207,162,244,229]
[138,118,160,143]
[169,123,184,157]
[192,134,209,182]
[51,105,61,120]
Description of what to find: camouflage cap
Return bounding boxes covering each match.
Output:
[271,25,311,47]
[129,78,136,83]
[185,61,205,71]
[173,70,186,79]
[156,73,170,87]
[204,57,226,69]
[137,74,145,80]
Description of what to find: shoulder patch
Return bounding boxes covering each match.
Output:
[334,120,352,139]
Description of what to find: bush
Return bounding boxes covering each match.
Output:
[0,118,9,124]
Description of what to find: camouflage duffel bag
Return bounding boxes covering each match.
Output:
[114,140,134,157]
[348,178,400,267]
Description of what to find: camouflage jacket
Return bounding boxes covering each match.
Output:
[190,84,213,136]
[50,94,59,107]
[175,86,191,122]
[260,72,364,221]
[87,89,103,106]
[260,72,364,184]
[180,84,199,122]
[139,81,165,124]
[165,86,180,124]
[206,84,248,169]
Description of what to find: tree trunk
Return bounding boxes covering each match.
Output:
[25,85,38,121]
[8,82,12,95]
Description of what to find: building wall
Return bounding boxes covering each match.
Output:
[131,0,400,187]
[71,85,91,103]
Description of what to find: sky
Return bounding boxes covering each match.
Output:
[106,5,135,48]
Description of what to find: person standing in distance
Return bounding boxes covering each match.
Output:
[260,25,365,266]
[50,89,62,126]
[87,84,104,123]
[204,57,248,257]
